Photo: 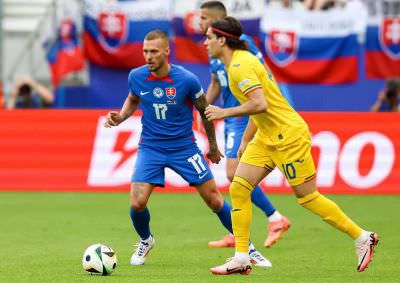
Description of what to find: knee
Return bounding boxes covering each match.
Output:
[130,198,147,212]
[130,192,147,212]
[229,177,252,203]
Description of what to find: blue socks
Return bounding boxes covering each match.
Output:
[130,207,151,240]
[129,189,274,241]
[214,200,233,234]
[251,185,276,217]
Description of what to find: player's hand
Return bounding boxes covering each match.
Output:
[104,111,124,128]
[206,146,224,164]
[237,141,249,159]
[205,105,225,121]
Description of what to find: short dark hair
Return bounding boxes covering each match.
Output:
[210,16,248,50]
[144,30,169,43]
[200,1,227,17]
[18,83,32,97]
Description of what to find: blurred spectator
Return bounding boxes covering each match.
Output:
[6,77,54,109]
[370,78,400,112]
[268,0,305,9]
[302,0,347,10]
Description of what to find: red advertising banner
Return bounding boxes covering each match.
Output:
[0,110,398,194]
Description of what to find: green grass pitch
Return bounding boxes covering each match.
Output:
[0,192,398,283]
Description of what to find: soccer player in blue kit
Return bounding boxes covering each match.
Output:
[199,1,290,248]
[104,30,270,267]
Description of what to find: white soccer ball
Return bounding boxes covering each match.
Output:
[82,244,117,275]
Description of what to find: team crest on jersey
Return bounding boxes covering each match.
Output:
[165,87,176,99]
[153,87,164,98]
[379,17,400,59]
[265,30,298,67]
[98,11,128,52]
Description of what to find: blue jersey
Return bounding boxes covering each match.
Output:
[128,64,203,148]
[210,34,264,127]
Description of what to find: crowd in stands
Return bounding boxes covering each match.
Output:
[6,77,54,109]
[267,0,348,10]
[2,0,398,112]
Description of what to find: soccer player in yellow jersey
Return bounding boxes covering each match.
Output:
[204,16,379,275]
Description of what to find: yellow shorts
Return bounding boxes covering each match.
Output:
[240,131,316,187]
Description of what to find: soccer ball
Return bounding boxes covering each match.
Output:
[82,244,117,275]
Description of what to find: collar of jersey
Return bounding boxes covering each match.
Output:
[146,72,174,83]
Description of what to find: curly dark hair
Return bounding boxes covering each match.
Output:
[210,16,248,51]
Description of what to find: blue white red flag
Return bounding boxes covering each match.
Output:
[172,0,264,63]
[260,4,367,84]
[365,5,400,79]
[83,0,171,68]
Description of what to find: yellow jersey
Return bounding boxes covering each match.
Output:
[227,50,308,146]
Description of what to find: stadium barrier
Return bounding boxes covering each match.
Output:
[0,110,398,194]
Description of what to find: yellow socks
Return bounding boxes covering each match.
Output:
[230,176,253,253]
[298,191,362,239]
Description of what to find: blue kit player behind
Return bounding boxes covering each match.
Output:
[104,30,270,267]
[199,1,291,248]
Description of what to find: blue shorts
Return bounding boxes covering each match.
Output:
[131,144,214,187]
[224,125,246,159]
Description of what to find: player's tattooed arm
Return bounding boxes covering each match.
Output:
[104,93,140,128]
[194,94,224,163]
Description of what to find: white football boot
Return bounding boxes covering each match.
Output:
[249,249,272,267]
[355,232,379,272]
[130,235,155,265]
[210,257,252,275]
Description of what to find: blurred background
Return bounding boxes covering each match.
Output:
[0,0,398,193]
[1,0,399,110]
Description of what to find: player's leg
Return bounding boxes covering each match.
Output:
[229,127,290,247]
[279,132,378,272]
[224,128,277,220]
[130,182,155,241]
[129,145,165,265]
[195,174,271,268]
[195,178,233,233]
[129,182,156,265]
[210,161,271,275]
[170,144,271,268]
[210,139,274,275]
[292,179,378,272]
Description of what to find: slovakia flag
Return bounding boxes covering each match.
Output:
[260,4,366,84]
[46,19,84,87]
[172,0,264,63]
[83,0,171,69]
[365,17,400,78]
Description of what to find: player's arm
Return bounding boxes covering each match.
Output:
[104,93,140,128]
[196,74,221,131]
[205,88,267,121]
[206,74,222,104]
[193,94,224,164]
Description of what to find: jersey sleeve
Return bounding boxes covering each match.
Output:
[241,34,265,64]
[209,59,218,75]
[187,73,204,101]
[230,60,262,96]
[128,69,139,97]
